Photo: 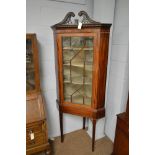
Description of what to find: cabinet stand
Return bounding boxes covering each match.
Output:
[58,102,97,152]
[83,117,86,129]
[59,106,64,143]
[92,119,96,152]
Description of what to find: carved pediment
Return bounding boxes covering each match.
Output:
[51,10,111,29]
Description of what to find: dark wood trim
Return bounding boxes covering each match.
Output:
[59,107,64,143]
[58,102,105,119]
[51,11,111,29]
[92,119,96,152]
[78,10,101,24]
[52,12,75,27]
[83,117,86,129]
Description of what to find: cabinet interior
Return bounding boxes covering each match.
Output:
[26,39,35,91]
[62,36,94,106]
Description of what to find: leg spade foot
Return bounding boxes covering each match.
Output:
[83,117,86,129]
[92,119,96,152]
[59,110,64,142]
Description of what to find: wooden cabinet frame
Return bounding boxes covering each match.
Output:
[51,11,111,151]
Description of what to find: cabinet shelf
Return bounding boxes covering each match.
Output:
[64,93,92,99]
[63,62,93,71]
[64,80,91,85]
[63,83,92,104]
[63,47,93,50]
[64,94,92,105]
[64,75,92,85]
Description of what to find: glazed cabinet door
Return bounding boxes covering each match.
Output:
[57,33,97,107]
[26,34,40,93]
[26,37,35,91]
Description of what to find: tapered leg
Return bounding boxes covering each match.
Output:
[83,117,86,129]
[59,109,64,142]
[92,119,96,152]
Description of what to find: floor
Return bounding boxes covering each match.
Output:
[38,129,113,155]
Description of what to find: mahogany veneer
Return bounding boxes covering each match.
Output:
[51,11,111,151]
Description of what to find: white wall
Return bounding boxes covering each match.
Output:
[88,0,129,142]
[87,0,116,140]
[105,0,129,141]
[26,0,93,138]
[93,0,115,23]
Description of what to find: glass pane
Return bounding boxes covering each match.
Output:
[62,36,94,106]
[26,39,35,91]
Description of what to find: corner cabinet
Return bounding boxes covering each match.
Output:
[51,11,111,151]
[26,34,51,155]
